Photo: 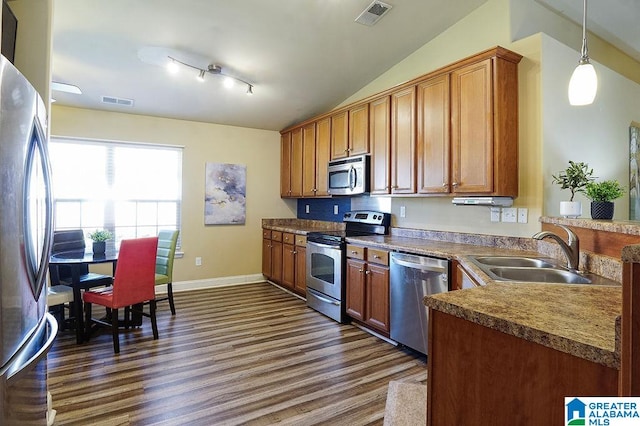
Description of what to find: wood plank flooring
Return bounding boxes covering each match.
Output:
[47,282,427,425]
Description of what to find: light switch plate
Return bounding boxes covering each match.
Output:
[501,207,517,223]
[400,206,406,218]
[333,205,339,215]
[518,208,528,223]
[490,207,501,222]
[305,204,310,214]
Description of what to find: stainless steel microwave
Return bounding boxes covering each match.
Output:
[327,154,370,195]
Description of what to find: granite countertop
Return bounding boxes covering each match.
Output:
[262,218,344,235]
[346,233,622,369]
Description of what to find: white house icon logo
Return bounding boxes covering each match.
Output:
[566,398,586,425]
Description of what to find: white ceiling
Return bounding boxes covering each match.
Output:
[50,0,640,132]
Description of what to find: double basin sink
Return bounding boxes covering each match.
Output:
[468,255,617,286]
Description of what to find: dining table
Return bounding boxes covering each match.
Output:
[49,250,118,344]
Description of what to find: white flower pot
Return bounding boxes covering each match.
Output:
[560,201,582,218]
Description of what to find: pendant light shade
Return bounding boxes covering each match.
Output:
[568,61,597,105]
[568,0,597,106]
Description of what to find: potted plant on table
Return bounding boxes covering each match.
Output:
[585,180,624,220]
[88,229,113,254]
[552,161,595,218]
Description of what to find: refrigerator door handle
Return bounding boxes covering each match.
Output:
[2,313,57,383]
[22,116,53,300]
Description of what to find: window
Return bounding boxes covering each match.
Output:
[49,137,183,248]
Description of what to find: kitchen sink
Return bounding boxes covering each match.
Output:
[472,256,556,268]
[467,255,618,285]
[486,266,592,284]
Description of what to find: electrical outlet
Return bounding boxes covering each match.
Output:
[518,208,528,223]
[400,206,406,218]
[501,207,517,223]
[490,207,501,222]
[195,257,202,266]
[333,205,339,215]
[305,204,310,214]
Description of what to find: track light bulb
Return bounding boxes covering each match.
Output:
[223,76,235,89]
[197,69,206,82]
[167,59,179,74]
[246,85,254,95]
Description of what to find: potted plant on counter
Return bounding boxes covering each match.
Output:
[585,179,624,220]
[552,161,595,218]
[88,229,113,254]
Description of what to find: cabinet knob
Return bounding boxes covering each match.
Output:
[358,269,364,273]
[351,250,358,254]
[442,182,448,187]
[373,255,380,259]
[452,182,458,187]
[292,250,297,255]
[365,270,371,275]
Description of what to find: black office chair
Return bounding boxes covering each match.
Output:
[48,229,113,327]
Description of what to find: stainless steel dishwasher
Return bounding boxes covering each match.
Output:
[390,252,449,355]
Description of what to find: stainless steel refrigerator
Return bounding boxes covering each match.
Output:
[0,55,57,425]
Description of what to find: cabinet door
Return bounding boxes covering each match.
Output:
[330,110,349,160]
[346,258,366,321]
[295,245,307,294]
[280,132,292,197]
[391,86,416,194]
[366,264,390,332]
[349,103,369,156]
[302,122,317,197]
[451,58,493,194]
[282,243,296,290]
[417,74,450,194]
[262,238,272,278]
[370,96,391,195]
[315,117,331,197]
[290,128,304,197]
[271,240,283,284]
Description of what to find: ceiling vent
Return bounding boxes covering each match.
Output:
[355,0,393,26]
[101,96,134,107]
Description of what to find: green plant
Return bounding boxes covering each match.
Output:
[585,180,624,202]
[87,229,113,242]
[551,161,595,201]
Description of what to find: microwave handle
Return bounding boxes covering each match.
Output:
[349,166,356,191]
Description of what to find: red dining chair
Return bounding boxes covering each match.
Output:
[83,236,159,354]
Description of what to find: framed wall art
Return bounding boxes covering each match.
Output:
[204,162,246,225]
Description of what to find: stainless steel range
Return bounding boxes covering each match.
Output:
[305,211,390,322]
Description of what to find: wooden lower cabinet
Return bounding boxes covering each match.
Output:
[263,229,306,296]
[427,310,618,425]
[346,245,390,333]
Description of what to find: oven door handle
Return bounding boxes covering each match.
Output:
[308,288,340,306]
[308,241,341,250]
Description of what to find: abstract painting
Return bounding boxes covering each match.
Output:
[630,122,640,220]
[204,163,246,225]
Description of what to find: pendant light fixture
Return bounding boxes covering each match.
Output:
[568,0,597,106]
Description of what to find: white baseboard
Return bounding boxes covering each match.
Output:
[155,273,266,294]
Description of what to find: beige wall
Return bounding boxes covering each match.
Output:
[51,105,296,282]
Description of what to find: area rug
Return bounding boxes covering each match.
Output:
[383,380,427,426]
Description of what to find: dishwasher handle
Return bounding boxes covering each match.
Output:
[391,253,448,274]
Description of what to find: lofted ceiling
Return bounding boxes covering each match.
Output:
[50,0,639,132]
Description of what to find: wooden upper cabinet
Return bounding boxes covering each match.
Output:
[302,122,317,197]
[370,96,391,195]
[391,86,416,194]
[417,74,450,194]
[349,103,369,157]
[280,132,292,197]
[315,117,331,197]
[289,127,304,197]
[450,54,519,197]
[330,110,349,159]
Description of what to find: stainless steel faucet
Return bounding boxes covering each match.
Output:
[532,224,580,271]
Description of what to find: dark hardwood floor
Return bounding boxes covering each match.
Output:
[47,282,426,425]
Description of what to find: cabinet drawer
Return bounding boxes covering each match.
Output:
[262,229,272,239]
[283,232,295,244]
[271,231,283,242]
[295,235,307,246]
[367,248,389,266]
[346,244,365,260]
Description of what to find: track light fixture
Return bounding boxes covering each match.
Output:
[166,56,254,95]
[568,0,597,106]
